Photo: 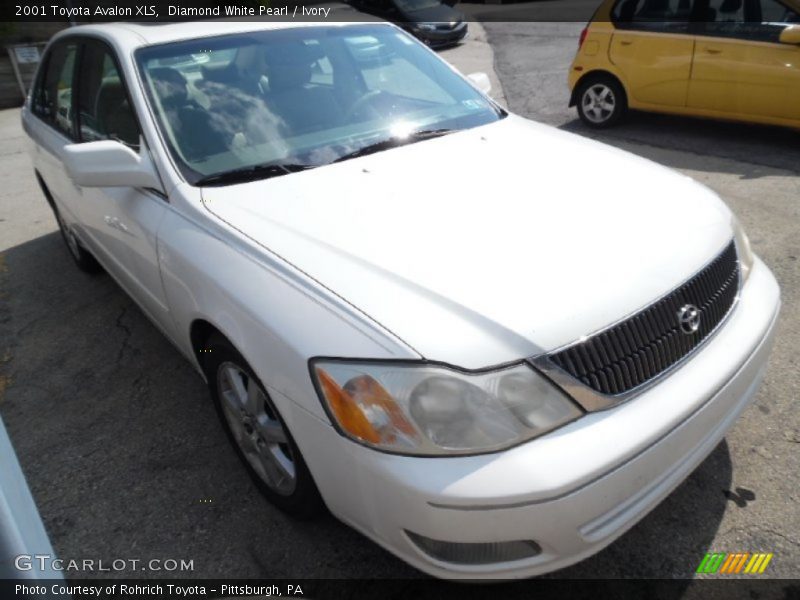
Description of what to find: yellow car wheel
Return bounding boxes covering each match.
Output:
[576,75,627,129]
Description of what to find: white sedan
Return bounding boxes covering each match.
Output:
[22,20,780,579]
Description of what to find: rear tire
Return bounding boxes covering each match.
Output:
[203,335,324,519]
[576,75,627,129]
[53,206,102,274]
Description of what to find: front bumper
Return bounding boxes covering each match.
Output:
[292,257,780,579]
[413,23,468,48]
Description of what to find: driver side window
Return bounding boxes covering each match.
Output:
[77,41,141,148]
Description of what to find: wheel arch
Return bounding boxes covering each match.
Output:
[569,70,628,107]
[34,170,55,210]
[189,317,235,376]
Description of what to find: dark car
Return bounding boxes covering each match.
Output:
[348,0,468,48]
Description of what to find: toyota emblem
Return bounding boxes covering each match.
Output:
[678,304,701,334]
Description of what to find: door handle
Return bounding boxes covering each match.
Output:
[104,216,129,233]
[619,40,634,46]
[704,47,722,54]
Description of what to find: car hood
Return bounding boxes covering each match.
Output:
[202,116,733,369]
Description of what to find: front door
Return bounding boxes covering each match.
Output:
[688,0,800,121]
[72,38,174,336]
[609,0,697,107]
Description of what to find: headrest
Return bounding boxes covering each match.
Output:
[96,77,125,113]
[97,77,125,108]
[148,67,188,107]
[95,77,138,144]
[264,43,313,91]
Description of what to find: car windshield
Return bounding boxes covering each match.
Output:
[136,24,504,185]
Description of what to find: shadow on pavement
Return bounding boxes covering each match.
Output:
[0,231,405,579]
[559,112,800,179]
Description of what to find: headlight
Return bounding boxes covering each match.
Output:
[732,216,754,282]
[415,23,438,31]
[311,361,583,455]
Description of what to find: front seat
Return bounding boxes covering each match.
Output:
[148,67,229,161]
[264,43,342,135]
[95,78,139,147]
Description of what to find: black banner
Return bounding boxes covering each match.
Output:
[2,579,800,600]
[1,0,606,25]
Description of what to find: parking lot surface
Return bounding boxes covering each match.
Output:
[0,22,798,584]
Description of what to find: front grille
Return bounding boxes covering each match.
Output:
[549,241,740,396]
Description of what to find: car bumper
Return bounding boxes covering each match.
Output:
[291,257,780,579]
[414,24,468,48]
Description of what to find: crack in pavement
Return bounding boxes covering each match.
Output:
[758,527,800,549]
[115,306,134,365]
[720,524,800,549]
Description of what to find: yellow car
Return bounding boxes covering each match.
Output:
[568,0,800,128]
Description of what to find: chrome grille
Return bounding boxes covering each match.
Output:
[548,241,740,396]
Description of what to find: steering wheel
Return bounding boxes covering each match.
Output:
[344,89,385,122]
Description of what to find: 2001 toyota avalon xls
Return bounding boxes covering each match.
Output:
[23,21,780,579]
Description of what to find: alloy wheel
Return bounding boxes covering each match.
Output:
[581,83,616,124]
[216,361,297,496]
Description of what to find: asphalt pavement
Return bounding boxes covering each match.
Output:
[0,21,797,587]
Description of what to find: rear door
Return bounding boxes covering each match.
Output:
[609,0,697,107]
[688,0,800,120]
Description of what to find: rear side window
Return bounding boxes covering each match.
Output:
[77,41,141,148]
[706,0,746,21]
[695,0,800,41]
[613,0,696,31]
[32,41,79,139]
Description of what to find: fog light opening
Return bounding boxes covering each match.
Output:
[405,531,541,565]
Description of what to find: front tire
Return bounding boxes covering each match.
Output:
[203,336,323,519]
[576,75,627,129]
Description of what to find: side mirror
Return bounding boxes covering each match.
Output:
[779,24,800,45]
[63,140,163,192]
[467,72,492,95]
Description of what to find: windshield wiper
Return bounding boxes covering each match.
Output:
[332,129,456,164]
[195,163,315,187]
